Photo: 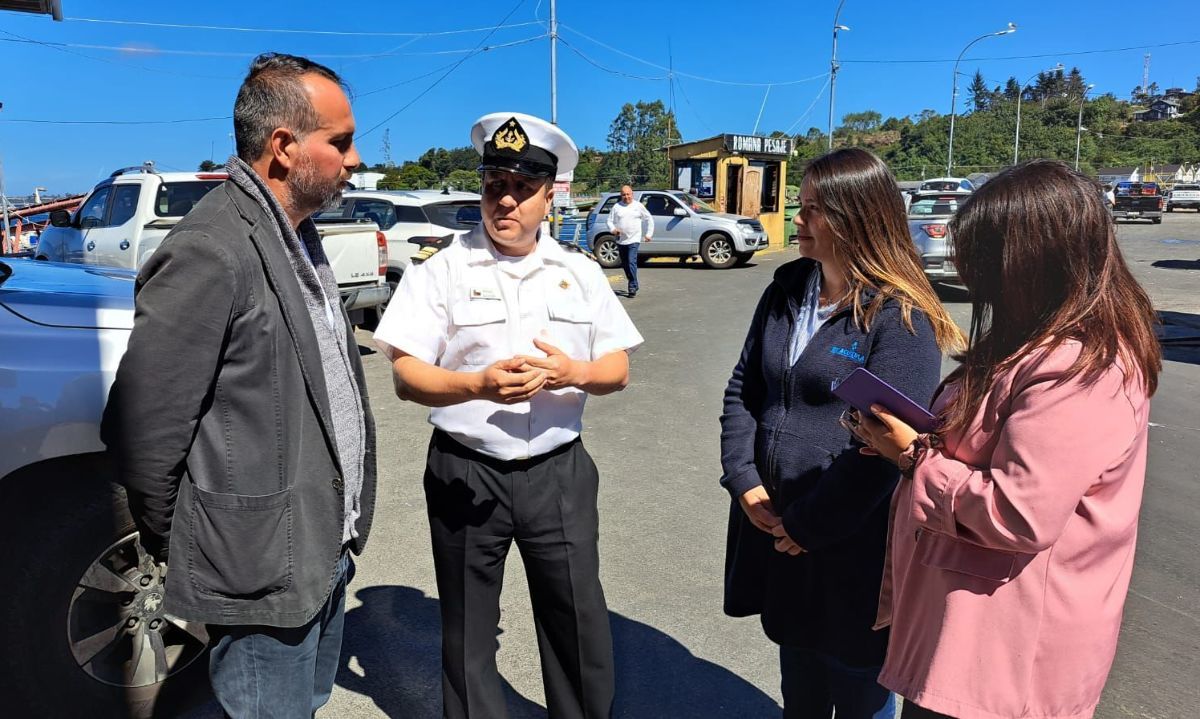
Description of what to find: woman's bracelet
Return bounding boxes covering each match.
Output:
[897,433,940,479]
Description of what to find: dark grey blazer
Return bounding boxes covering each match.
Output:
[102,180,377,628]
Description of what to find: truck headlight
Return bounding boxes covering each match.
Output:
[737,224,756,235]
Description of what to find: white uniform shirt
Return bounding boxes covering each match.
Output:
[374,225,644,461]
[606,200,654,246]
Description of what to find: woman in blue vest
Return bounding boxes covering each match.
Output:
[719,148,962,719]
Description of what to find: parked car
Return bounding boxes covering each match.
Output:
[918,177,975,193]
[0,258,210,716]
[316,188,481,320]
[1166,183,1200,212]
[1112,181,1164,223]
[584,190,768,269]
[35,163,390,327]
[906,191,968,282]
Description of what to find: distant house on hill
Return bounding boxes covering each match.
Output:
[1134,88,1192,122]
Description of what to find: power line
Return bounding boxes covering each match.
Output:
[65,16,544,37]
[0,28,228,80]
[0,33,547,60]
[841,38,1200,64]
[558,24,827,87]
[673,76,716,135]
[0,116,230,125]
[785,75,832,135]
[358,0,529,140]
[557,37,667,81]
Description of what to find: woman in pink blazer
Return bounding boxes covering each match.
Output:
[851,160,1162,719]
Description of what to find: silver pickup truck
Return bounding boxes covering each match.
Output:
[1166,183,1200,212]
[36,164,390,326]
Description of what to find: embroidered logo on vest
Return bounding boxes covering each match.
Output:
[830,340,866,364]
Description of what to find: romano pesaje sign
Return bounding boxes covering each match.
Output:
[723,134,793,156]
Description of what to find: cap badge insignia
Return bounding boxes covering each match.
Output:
[559,280,570,290]
[493,117,528,155]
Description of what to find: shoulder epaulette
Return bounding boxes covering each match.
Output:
[410,246,441,264]
[557,240,598,263]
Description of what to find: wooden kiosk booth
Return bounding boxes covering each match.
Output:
[668,134,793,247]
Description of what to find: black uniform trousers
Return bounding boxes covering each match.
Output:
[424,429,614,719]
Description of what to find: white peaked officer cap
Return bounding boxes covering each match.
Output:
[470,112,579,178]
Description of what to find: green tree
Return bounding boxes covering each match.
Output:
[841,110,882,133]
[968,70,991,112]
[198,159,220,171]
[444,169,480,193]
[606,100,677,186]
[379,162,437,190]
[1003,77,1021,101]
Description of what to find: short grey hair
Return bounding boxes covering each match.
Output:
[233,53,347,161]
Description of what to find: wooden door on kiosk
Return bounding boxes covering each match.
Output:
[740,166,763,218]
[724,164,742,214]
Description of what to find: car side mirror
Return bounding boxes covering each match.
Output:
[673,207,688,217]
[49,210,72,228]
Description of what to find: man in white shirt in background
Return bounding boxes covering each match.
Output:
[606,184,653,298]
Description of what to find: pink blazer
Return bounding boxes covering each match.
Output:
[876,341,1150,719]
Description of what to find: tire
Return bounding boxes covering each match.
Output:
[0,459,212,717]
[1152,217,1162,224]
[700,234,737,269]
[592,236,621,269]
[360,271,400,331]
[733,251,754,267]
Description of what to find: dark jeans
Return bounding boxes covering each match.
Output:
[617,242,639,294]
[899,700,954,719]
[208,551,352,718]
[780,646,895,719]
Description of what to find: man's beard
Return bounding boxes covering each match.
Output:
[287,149,345,217]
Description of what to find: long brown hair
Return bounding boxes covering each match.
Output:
[804,148,964,352]
[941,160,1161,433]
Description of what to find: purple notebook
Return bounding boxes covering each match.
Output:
[831,367,939,433]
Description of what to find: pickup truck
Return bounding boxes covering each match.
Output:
[1112,181,1164,223]
[35,163,390,326]
[1166,183,1200,212]
[0,258,207,716]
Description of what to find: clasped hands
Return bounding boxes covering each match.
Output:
[739,485,806,556]
[479,337,582,404]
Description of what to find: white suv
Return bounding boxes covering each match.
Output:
[316,188,481,305]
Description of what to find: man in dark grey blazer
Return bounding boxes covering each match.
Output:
[102,53,376,717]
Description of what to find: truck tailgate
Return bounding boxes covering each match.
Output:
[317,222,383,286]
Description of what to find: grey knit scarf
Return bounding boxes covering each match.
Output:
[225,156,365,543]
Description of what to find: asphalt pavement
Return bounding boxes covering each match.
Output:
[186,213,1200,718]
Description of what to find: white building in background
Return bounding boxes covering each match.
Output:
[349,172,386,190]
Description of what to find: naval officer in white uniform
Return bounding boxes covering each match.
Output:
[374,112,642,719]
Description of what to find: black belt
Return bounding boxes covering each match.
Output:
[432,428,581,473]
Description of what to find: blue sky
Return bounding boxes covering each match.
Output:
[1,0,1198,194]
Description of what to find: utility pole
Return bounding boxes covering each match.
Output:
[827,0,849,151]
[0,166,10,254]
[549,0,560,238]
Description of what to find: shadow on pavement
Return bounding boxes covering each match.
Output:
[1151,259,1200,271]
[1158,311,1200,366]
[336,585,779,718]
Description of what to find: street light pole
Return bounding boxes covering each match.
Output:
[947,22,1017,176]
[1014,63,1063,165]
[827,0,849,151]
[1074,83,1095,171]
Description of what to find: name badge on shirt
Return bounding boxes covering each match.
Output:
[469,286,501,301]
